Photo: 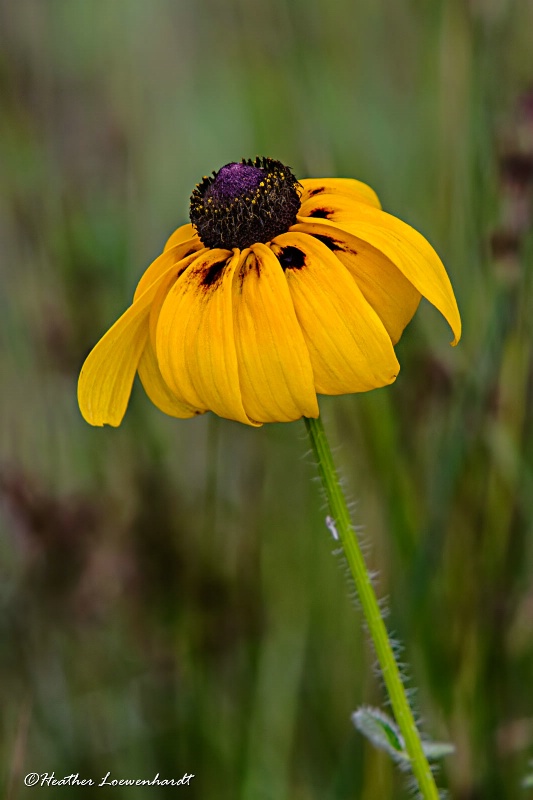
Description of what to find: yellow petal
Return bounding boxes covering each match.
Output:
[299,178,382,209]
[291,219,421,345]
[270,233,400,395]
[297,195,461,345]
[147,250,206,349]
[134,240,205,301]
[138,338,204,419]
[164,222,201,252]
[78,262,186,427]
[231,245,318,423]
[156,249,260,426]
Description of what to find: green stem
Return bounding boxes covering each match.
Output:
[304,415,439,800]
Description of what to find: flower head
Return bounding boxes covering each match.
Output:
[78,157,461,427]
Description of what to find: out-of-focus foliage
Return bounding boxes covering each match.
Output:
[1,1,533,798]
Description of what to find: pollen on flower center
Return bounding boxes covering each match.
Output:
[189,157,302,250]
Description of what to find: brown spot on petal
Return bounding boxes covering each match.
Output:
[237,254,261,289]
[201,259,227,287]
[312,233,343,252]
[308,207,333,219]
[275,245,306,270]
[312,233,358,257]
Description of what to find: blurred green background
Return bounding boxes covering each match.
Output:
[1,0,533,798]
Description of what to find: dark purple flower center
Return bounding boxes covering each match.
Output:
[205,163,264,200]
[189,157,302,250]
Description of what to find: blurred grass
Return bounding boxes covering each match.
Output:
[1,0,533,798]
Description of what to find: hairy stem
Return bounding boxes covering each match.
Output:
[304,415,439,800]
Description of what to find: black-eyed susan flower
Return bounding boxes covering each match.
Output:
[78,157,461,427]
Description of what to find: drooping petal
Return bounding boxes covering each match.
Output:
[299,178,381,208]
[231,245,318,423]
[297,195,461,345]
[147,250,205,349]
[78,261,187,427]
[164,222,201,251]
[138,338,203,419]
[134,240,205,300]
[291,220,421,344]
[156,249,259,426]
[270,233,400,395]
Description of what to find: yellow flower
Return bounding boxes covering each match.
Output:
[78,157,461,427]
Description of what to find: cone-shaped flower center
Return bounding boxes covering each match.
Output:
[189,157,302,250]
[206,163,264,198]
